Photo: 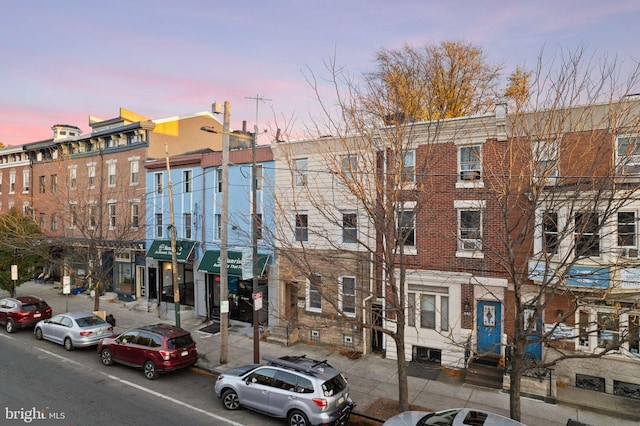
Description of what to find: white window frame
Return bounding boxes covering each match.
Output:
[183,170,192,193]
[130,201,139,229]
[156,213,163,238]
[295,158,308,187]
[459,145,482,181]
[87,163,96,187]
[397,201,417,254]
[68,166,76,190]
[9,171,15,194]
[616,135,640,175]
[155,172,163,194]
[306,275,322,313]
[342,212,357,244]
[339,275,356,317]
[402,150,415,183]
[184,213,192,239]
[455,200,485,258]
[533,139,559,179]
[342,154,358,182]
[22,169,30,193]
[107,161,117,187]
[295,212,309,242]
[108,202,116,229]
[130,159,139,185]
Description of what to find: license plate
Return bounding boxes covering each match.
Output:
[34,313,41,318]
[181,350,188,356]
[338,396,345,405]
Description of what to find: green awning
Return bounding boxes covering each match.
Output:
[146,240,196,263]
[198,249,270,280]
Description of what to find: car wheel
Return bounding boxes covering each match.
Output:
[35,327,43,340]
[6,319,14,333]
[100,348,114,366]
[143,360,158,380]
[221,389,240,410]
[287,409,309,426]
[64,337,74,351]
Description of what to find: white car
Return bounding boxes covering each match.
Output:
[382,408,526,426]
[35,311,114,351]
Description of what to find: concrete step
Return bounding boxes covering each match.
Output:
[466,360,504,389]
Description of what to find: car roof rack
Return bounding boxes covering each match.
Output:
[263,355,335,376]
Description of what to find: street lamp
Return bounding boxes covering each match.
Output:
[200,121,261,364]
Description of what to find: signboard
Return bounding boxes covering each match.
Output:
[11,264,17,281]
[220,300,229,314]
[63,276,71,295]
[253,292,263,311]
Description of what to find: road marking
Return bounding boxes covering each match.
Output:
[0,333,14,340]
[36,348,84,367]
[104,373,243,426]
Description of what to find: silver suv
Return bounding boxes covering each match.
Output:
[214,355,354,426]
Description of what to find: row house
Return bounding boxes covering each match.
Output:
[271,135,379,353]
[525,98,640,398]
[144,142,276,327]
[1,107,224,295]
[271,98,640,400]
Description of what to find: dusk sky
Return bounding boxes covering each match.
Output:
[1,0,639,146]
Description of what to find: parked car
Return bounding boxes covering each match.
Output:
[0,296,52,333]
[214,354,354,426]
[34,311,114,350]
[382,408,525,426]
[97,323,198,380]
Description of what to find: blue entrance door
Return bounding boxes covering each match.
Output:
[477,300,501,354]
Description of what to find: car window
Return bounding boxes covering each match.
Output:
[60,317,73,327]
[35,301,49,310]
[22,303,39,312]
[76,315,106,327]
[149,334,162,348]
[135,333,152,346]
[50,315,64,324]
[0,300,6,308]
[4,300,15,309]
[273,371,298,392]
[167,334,194,349]
[321,373,348,396]
[120,331,139,344]
[296,376,315,394]
[462,411,488,426]
[248,367,277,387]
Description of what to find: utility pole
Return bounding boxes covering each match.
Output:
[246,94,271,363]
[219,101,230,364]
[164,142,181,328]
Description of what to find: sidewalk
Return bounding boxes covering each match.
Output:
[7,281,639,426]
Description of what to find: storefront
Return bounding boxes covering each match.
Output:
[146,240,197,306]
[198,249,270,323]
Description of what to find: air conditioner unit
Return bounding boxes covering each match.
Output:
[619,247,639,258]
[460,170,481,181]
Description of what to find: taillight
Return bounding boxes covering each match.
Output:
[107,326,113,332]
[17,311,29,317]
[159,350,171,361]
[312,398,327,409]
[80,331,92,336]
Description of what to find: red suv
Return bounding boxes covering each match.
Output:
[0,296,53,333]
[97,323,198,380]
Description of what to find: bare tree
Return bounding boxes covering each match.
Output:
[482,47,640,420]
[271,41,503,412]
[32,146,146,311]
[0,207,47,296]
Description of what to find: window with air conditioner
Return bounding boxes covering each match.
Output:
[458,209,482,250]
[459,145,481,181]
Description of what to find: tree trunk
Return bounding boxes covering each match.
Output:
[93,281,101,311]
[509,353,522,421]
[395,334,409,412]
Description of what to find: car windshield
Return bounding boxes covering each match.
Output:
[76,316,106,327]
[167,334,194,349]
[321,373,347,397]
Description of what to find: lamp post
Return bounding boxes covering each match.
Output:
[201,101,230,364]
[164,142,181,328]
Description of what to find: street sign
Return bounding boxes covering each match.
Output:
[11,264,17,281]
[253,292,263,311]
[63,276,71,295]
